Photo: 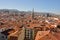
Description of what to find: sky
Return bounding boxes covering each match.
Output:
[0,0,60,14]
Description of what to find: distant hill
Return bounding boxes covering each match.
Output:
[0,9,59,15]
[0,9,20,12]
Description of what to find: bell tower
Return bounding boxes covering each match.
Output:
[32,8,34,19]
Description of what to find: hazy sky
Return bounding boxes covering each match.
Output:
[0,0,60,14]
